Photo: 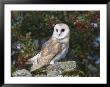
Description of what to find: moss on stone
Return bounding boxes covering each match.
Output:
[11,65,17,76]
[31,67,47,76]
[62,70,79,76]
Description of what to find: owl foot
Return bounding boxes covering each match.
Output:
[50,60,59,64]
[50,61,55,64]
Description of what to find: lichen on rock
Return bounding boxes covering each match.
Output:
[32,61,78,77]
[12,61,79,77]
[47,61,77,77]
[12,69,32,77]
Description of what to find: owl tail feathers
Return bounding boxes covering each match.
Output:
[30,64,43,72]
[26,52,41,64]
[25,58,33,64]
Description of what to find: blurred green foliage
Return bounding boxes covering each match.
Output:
[11,11,100,77]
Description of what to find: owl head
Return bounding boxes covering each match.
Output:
[52,23,70,40]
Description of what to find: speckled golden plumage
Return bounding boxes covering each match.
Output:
[30,37,62,71]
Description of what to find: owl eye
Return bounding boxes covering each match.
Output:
[61,29,65,32]
[56,29,58,32]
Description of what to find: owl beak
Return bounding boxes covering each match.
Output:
[59,34,61,36]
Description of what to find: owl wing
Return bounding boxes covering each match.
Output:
[41,37,61,56]
[30,37,62,71]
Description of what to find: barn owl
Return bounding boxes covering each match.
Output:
[27,23,70,71]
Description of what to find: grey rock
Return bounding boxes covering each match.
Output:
[47,70,60,77]
[13,61,77,77]
[63,74,79,77]
[34,75,47,77]
[12,69,32,77]
[46,61,77,77]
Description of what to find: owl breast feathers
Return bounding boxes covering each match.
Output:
[27,37,62,71]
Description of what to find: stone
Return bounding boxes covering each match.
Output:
[46,61,77,77]
[34,75,47,77]
[12,69,32,77]
[12,61,78,77]
[47,61,76,71]
[47,70,60,77]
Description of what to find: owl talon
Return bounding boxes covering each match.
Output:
[50,61,55,64]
